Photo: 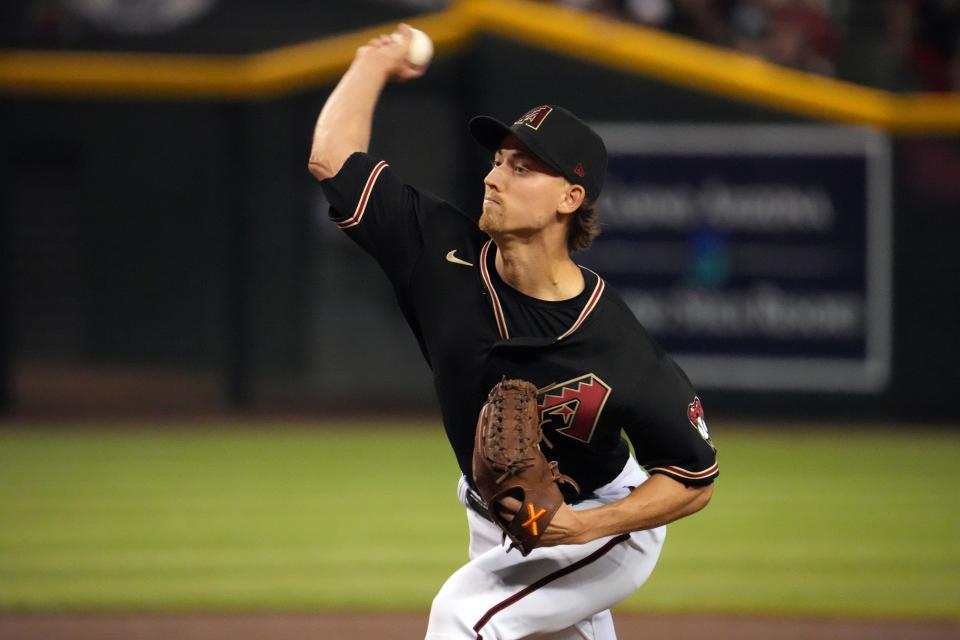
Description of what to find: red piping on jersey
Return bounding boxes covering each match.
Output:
[648,462,719,481]
[336,160,388,229]
[471,533,630,638]
[479,240,606,342]
[479,239,510,339]
[556,270,605,341]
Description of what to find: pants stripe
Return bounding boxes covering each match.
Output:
[471,533,631,637]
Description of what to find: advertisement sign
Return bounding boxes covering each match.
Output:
[583,125,891,391]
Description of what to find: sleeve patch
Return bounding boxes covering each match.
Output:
[336,160,388,229]
[688,396,715,451]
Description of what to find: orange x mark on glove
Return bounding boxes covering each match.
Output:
[521,503,547,536]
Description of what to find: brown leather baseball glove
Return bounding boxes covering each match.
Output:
[472,378,580,556]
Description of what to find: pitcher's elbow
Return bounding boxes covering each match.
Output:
[694,482,715,513]
[307,155,335,181]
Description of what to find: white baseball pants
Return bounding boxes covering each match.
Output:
[425,456,666,640]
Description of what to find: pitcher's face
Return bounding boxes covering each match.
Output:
[479,135,576,241]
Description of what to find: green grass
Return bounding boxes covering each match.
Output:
[630,428,960,618]
[0,423,958,618]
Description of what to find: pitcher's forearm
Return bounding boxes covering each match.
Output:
[308,56,391,180]
[539,474,714,546]
[588,475,713,538]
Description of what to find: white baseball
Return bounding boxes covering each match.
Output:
[392,28,434,67]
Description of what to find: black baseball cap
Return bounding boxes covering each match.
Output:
[469,105,607,202]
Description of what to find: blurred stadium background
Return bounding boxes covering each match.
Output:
[1,0,958,638]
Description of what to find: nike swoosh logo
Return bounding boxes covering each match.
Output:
[446,250,474,267]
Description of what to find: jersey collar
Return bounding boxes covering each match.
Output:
[479,239,605,342]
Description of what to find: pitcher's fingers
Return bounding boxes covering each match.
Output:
[495,496,523,521]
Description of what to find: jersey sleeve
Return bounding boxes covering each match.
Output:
[624,351,719,487]
[320,151,426,287]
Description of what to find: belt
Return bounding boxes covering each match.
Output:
[465,487,494,523]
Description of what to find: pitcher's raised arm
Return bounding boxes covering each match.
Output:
[308,24,427,181]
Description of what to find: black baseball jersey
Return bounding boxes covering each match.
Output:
[321,152,718,499]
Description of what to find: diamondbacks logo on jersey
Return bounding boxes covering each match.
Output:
[688,396,715,449]
[515,106,553,131]
[537,374,611,444]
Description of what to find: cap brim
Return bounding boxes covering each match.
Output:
[469,115,566,179]
[469,115,513,153]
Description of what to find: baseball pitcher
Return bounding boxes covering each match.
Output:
[308,24,718,640]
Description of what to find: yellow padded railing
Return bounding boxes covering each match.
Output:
[0,0,957,132]
[0,11,470,99]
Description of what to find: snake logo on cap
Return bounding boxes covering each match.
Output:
[515,105,553,130]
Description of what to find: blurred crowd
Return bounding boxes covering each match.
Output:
[886,0,960,90]
[7,0,960,91]
[551,0,960,90]
[558,0,841,75]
